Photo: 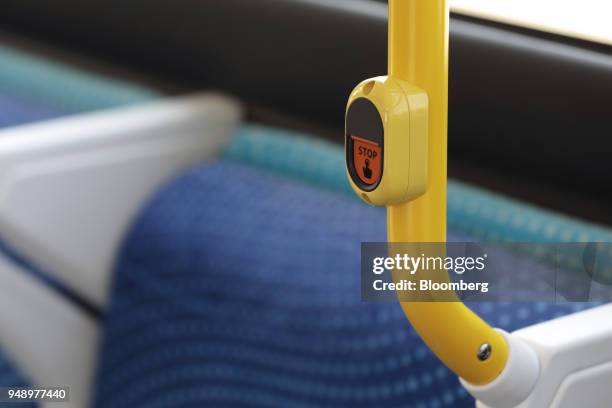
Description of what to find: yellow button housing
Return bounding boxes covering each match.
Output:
[345,76,428,206]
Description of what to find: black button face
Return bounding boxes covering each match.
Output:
[346,98,384,191]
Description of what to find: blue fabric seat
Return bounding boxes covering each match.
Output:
[95,162,595,408]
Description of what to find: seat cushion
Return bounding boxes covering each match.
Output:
[95,162,594,408]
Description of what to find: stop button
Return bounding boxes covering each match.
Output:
[345,98,384,191]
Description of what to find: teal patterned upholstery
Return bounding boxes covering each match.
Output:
[0,45,158,113]
[223,125,612,244]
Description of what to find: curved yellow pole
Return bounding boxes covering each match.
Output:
[387,0,508,385]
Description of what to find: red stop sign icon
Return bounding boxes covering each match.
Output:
[352,135,381,185]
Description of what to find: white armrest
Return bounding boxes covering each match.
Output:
[0,258,97,408]
[465,303,612,407]
[0,93,242,308]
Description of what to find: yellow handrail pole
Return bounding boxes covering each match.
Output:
[387,0,508,385]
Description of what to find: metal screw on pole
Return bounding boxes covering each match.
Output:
[478,343,492,361]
